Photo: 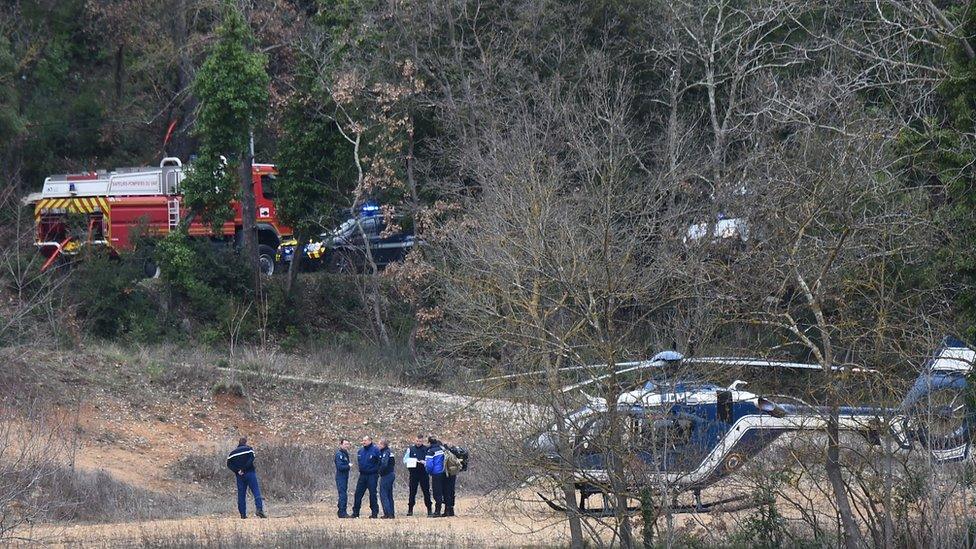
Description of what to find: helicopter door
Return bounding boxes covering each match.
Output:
[717,390,733,424]
[574,417,608,471]
[629,412,697,472]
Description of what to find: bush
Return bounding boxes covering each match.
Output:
[212,379,245,397]
[69,251,172,341]
[0,462,182,526]
[155,232,252,321]
[173,443,331,502]
[39,466,179,522]
[64,231,419,349]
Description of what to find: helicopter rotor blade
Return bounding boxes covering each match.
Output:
[559,360,668,393]
[472,352,685,384]
[485,352,877,394]
[683,357,877,374]
[470,363,601,383]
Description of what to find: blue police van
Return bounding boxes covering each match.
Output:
[276,203,415,273]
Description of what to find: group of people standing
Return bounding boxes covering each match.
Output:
[227,434,465,520]
[334,434,462,519]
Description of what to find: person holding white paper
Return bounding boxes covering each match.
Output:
[403,434,432,516]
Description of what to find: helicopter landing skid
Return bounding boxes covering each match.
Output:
[537,492,762,516]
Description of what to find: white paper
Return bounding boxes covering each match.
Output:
[406,457,418,468]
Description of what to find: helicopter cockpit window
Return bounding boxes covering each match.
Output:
[632,413,694,452]
[625,414,646,446]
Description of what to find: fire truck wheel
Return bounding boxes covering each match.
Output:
[258,245,276,276]
[142,258,161,279]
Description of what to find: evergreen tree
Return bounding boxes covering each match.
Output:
[940,4,976,338]
[184,4,270,286]
[0,35,23,147]
[899,4,976,338]
[276,89,354,294]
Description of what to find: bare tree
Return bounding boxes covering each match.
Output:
[428,47,717,545]
[0,397,77,543]
[0,190,70,345]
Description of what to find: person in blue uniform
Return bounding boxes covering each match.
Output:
[425,437,446,517]
[351,435,381,518]
[334,439,352,518]
[226,437,267,519]
[378,438,396,518]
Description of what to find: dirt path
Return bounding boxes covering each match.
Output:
[25,497,571,548]
[214,366,535,419]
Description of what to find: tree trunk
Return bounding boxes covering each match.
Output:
[641,487,656,548]
[606,391,635,547]
[114,44,124,104]
[285,235,306,297]
[171,0,197,160]
[551,401,585,548]
[238,150,259,291]
[826,412,864,549]
[355,218,390,346]
[544,354,585,548]
[562,481,586,549]
[882,432,895,548]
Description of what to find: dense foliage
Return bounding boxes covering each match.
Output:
[0,0,974,353]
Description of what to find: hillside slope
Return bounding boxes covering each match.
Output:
[1,344,570,547]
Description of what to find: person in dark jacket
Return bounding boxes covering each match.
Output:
[440,439,459,517]
[424,436,446,517]
[403,434,432,516]
[378,438,396,518]
[334,439,352,518]
[226,437,267,519]
[351,435,381,518]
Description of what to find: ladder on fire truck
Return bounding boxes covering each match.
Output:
[167,197,180,231]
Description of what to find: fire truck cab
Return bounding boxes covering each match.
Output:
[24,157,292,275]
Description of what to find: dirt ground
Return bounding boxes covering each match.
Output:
[24,497,572,547]
[3,348,575,547]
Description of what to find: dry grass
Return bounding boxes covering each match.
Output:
[35,496,575,548]
[2,465,182,523]
[128,524,482,548]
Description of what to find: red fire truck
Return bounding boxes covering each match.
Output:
[24,157,292,275]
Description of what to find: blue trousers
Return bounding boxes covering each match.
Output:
[336,473,349,517]
[352,472,378,517]
[235,470,263,517]
[431,473,445,506]
[380,473,395,517]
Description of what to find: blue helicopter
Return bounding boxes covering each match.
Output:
[518,338,974,514]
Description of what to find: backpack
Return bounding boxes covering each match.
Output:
[444,447,462,476]
[452,446,469,472]
[445,445,469,475]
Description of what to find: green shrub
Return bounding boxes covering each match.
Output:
[66,232,419,349]
[155,232,252,320]
[69,251,170,341]
[729,478,789,549]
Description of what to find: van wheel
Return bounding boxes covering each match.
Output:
[327,251,356,274]
[258,245,276,276]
